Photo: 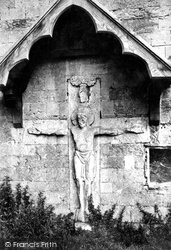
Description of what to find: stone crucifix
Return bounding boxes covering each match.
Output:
[70,106,126,222]
[28,108,144,223]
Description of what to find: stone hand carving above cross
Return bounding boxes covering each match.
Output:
[68,76,100,103]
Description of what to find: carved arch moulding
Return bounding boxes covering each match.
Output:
[0,0,171,127]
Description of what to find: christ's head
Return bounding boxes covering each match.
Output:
[77,113,88,128]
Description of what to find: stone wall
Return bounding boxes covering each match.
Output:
[0,0,171,62]
[0,60,70,214]
[98,0,171,60]
[1,53,171,220]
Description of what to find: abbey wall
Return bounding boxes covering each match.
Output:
[0,0,171,222]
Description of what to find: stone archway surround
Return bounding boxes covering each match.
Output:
[0,0,171,90]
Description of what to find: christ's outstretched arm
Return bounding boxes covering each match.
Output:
[28,127,68,136]
[94,126,125,136]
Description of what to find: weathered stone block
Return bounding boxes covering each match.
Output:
[43,157,69,169]
[10,127,24,143]
[36,144,68,159]
[101,182,113,193]
[160,110,171,124]
[154,45,166,58]
[24,91,45,103]
[159,125,171,145]
[23,103,47,120]
[151,31,171,46]
[52,62,66,75]
[100,74,114,100]
[124,155,135,170]
[44,191,69,211]
[0,143,11,157]
[24,78,41,93]
[44,75,56,91]
[166,45,171,60]
[100,144,110,155]
[0,167,11,181]
[0,43,12,57]
[46,180,69,192]
[101,156,124,169]
[0,118,12,143]
[101,193,120,206]
[101,100,115,118]
[133,101,148,116]
[44,91,60,102]
[46,101,60,118]
[46,168,69,185]
[21,145,36,156]
[59,102,69,119]
[36,144,60,160]
[8,8,26,20]
[101,169,118,182]
[119,188,138,206]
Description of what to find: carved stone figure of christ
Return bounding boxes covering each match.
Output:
[70,107,125,223]
[27,108,144,224]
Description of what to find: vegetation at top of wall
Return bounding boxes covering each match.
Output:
[0,176,171,250]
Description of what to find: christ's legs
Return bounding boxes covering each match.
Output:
[87,153,96,197]
[74,153,87,222]
[79,180,86,222]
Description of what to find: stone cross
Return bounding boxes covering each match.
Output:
[28,106,145,223]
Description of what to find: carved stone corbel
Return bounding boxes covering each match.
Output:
[0,84,6,103]
[4,85,22,128]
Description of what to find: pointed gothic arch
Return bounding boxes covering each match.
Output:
[0,0,170,127]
